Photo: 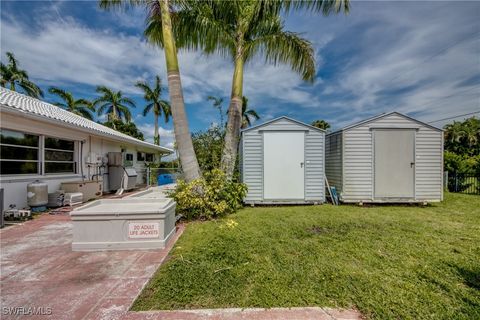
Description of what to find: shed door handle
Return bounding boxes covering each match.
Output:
[410,162,415,167]
[300,162,304,168]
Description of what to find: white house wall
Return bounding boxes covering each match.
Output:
[0,114,162,209]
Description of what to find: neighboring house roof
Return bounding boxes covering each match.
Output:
[0,87,173,154]
[242,116,326,133]
[328,111,443,135]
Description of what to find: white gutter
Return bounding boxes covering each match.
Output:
[0,105,173,154]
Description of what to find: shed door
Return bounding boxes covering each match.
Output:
[263,131,305,200]
[374,130,415,198]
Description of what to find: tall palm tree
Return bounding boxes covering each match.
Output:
[99,0,201,182]
[48,87,95,120]
[207,96,224,127]
[241,96,260,129]
[93,86,136,129]
[0,52,43,98]
[135,75,172,145]
[153,0,347,178]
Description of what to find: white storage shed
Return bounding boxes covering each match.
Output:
[240,116,325,204]
[325,112,443,203]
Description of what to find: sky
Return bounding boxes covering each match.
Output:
[1,1,479,150]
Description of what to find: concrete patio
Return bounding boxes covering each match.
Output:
[0,211,361,320]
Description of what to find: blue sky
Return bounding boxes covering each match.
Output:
[1,1,479,149]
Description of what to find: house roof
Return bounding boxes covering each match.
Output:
[242,116,326,133]
[0,87,173,153]
[328,111,443,135]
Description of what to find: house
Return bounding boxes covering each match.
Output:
[0,87,172,209]
[325,112,443,203]
[240,116,325,204]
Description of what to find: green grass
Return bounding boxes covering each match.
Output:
[132,193,480,319]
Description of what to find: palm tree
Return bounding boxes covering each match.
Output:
[207,96,224,127]
[154,0,347,178]
[93,86,136,129]
[135,75,172,145]
[461,117,480,150]
[0,52,43,98]
[311,119,331,130]
[99,0,201,182]
[48,87,95,120]
[241,97,260,129]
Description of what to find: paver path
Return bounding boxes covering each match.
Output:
[1,212,361,320]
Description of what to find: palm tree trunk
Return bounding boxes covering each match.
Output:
[221,46,244,179]
[154,110,160,146]
[159,0,200,182]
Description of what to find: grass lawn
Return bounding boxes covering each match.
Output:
[133,193,480,319]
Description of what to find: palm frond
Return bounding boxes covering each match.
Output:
[159,100,172,122]
[282,0,350,15]
[143,102,154,116]
[119,96,136,109]
[248,29,316,82]
[245,109,260,120]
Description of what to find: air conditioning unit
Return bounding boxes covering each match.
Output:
[64,193,83,206]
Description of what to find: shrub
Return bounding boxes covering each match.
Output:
[191,125,224,172]
[169,169,247,220]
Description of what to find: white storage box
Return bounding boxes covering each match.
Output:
[126,187,168,199]
[70,198,176,251]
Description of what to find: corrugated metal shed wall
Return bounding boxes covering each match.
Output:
[325,132,343,193]
[305,129,325,201]
[339,113,443,202]
[242,130,263,201]
[242,117,325,203]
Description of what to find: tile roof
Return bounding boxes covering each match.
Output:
[0,87,173,153]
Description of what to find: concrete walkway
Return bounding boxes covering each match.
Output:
[1,212,361,320]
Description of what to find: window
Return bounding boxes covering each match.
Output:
[145,153,154,162]
[0,129,40,174]
[125,153,133,167]
[44,137,76,174]
[137,152,145,161]
[0,129,77,176]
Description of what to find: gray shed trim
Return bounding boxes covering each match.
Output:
[325,112,443,203]
[242,116,326,133]
[329,111,443,135]
[241,117,325,204]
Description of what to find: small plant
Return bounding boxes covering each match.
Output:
[169,169,247,220]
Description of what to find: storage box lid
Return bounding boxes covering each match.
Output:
[70,198,175,216]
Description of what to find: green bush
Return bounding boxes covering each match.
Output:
[169,169,247,220]
[191,126,224,172]
[444,151,480,175]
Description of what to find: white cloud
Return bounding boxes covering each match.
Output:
[1,1,478,133]
[305,1,480,127]
[1,12,319,121]
[137,123,174,147]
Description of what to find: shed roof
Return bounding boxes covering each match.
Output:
[0,87,173,153]
[242,116,326,133]
[328,111,443,135]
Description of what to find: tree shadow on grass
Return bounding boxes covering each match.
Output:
[455,265,480,291]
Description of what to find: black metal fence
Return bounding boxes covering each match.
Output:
[446,173,480,195]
